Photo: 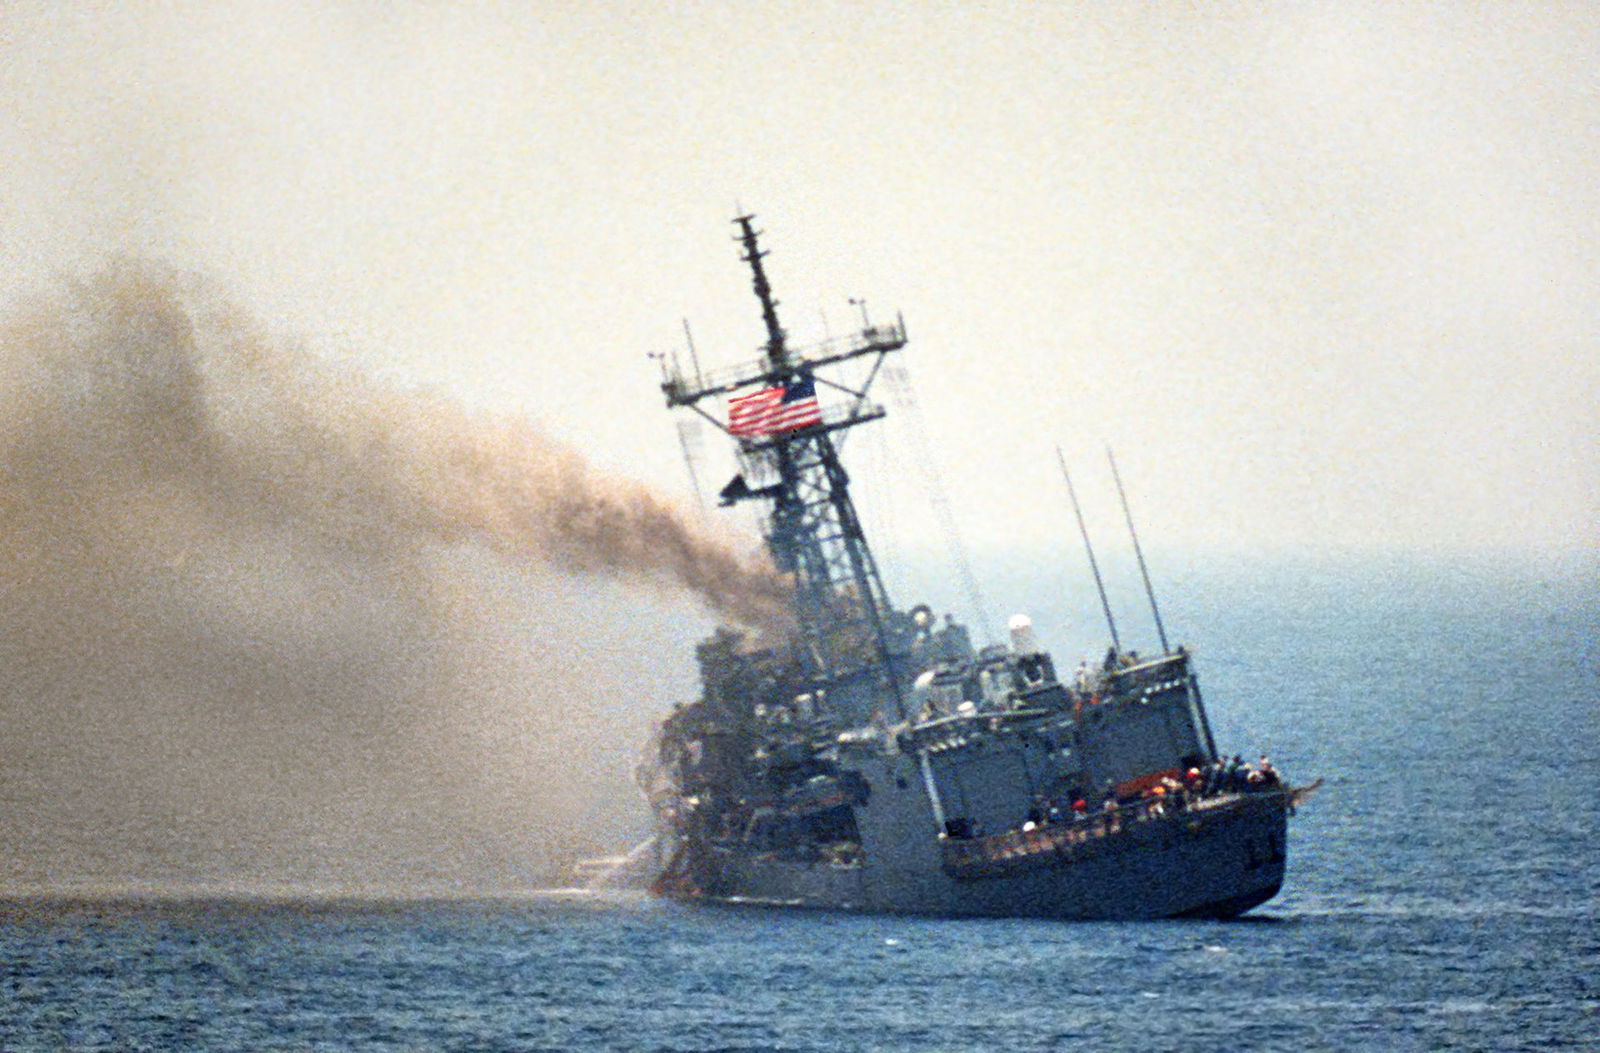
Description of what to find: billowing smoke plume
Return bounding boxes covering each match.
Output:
[0,262,790,631]
[0,263,784,894]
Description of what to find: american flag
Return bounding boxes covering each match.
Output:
[728,378,822,438]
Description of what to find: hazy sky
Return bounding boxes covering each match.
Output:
[3,0,1594,560]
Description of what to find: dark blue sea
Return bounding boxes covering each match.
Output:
[3,553,1595,1051]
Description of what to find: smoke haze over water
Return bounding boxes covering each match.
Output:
[0,265,783,893]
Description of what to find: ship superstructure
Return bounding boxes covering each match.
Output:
[641,217,1309,918]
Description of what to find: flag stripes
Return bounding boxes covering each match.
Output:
[728,378,821,438]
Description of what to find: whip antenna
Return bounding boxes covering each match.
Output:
[1056,446,1120,653]
[1107,447,1170,654]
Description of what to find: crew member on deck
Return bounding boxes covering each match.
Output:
[1258,756,1278,786]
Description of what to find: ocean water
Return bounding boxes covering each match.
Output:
[2,553,1595,1051]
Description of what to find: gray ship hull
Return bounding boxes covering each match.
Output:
[666,766,1292,921]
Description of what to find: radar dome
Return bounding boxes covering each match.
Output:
[1008,613,1042,655]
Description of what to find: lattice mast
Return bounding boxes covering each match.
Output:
[659,216,909,713]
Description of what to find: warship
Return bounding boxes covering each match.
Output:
[638,216,1314,919]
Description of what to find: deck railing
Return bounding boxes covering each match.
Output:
[940,787,1289,879]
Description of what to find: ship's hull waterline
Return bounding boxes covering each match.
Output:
[662,789,1290,921]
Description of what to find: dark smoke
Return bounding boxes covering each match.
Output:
[0,263,780,894]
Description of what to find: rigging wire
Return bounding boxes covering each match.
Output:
[675,417,706,510]
[853,392,904,595]
[882,360,996,646]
